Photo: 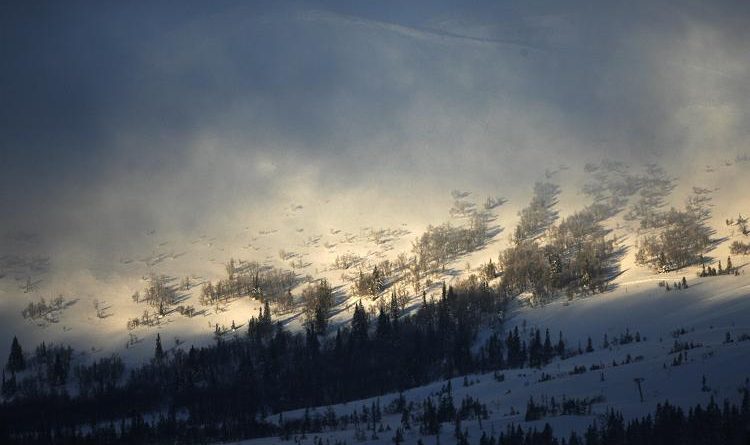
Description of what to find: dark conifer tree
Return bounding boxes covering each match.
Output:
[376,306,391,341]
[447,285,455,302]
[263,299,272,325]
[313,304,328,334]
[543,329,553,364]
[6,337,24,372]
[351,302,369,345]
[392,427,404,445]
[390,291,400,321]
[557,331,566,357]
[154,333,164,362]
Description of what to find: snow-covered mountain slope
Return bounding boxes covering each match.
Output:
[233,268,750,444]
[1,158,748,366]
[1,157,749,444]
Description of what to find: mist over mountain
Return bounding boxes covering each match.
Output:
[1,2,749,444]
[3,0,748,253]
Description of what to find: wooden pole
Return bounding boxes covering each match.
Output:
[634,377,645,402]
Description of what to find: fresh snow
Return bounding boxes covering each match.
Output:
[230,269,750,444]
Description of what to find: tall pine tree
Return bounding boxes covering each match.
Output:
[6,336,24,372]
[154,333,164,362]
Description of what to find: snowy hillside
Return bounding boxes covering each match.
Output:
[3,2,750,443]
[2,155,748,365]
[233,268,750,444]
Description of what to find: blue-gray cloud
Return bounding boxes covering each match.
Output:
[1,0,749,254]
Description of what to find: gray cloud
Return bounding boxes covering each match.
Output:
[1,0,749,258]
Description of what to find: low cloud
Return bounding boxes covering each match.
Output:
[1,0,748,264]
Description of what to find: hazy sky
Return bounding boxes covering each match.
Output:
[2,0,749,258]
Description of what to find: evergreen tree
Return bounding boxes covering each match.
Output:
[529,329,542,367]
[313,304,328,334]
[52,353,65,385]
[154,333,164,361]
[437,297,451,355]
[447,285,455,302]
[556,331,565,358]
[400,404,410,430]
[422,397,440,435]
[506,328,524,368]
[6,337,24,372]
[351,302,369,345]
[543,329,553,364]
[263,299,272,325]
[376,306,391,341]
[392,427,404,445]
[389,291,400,321]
